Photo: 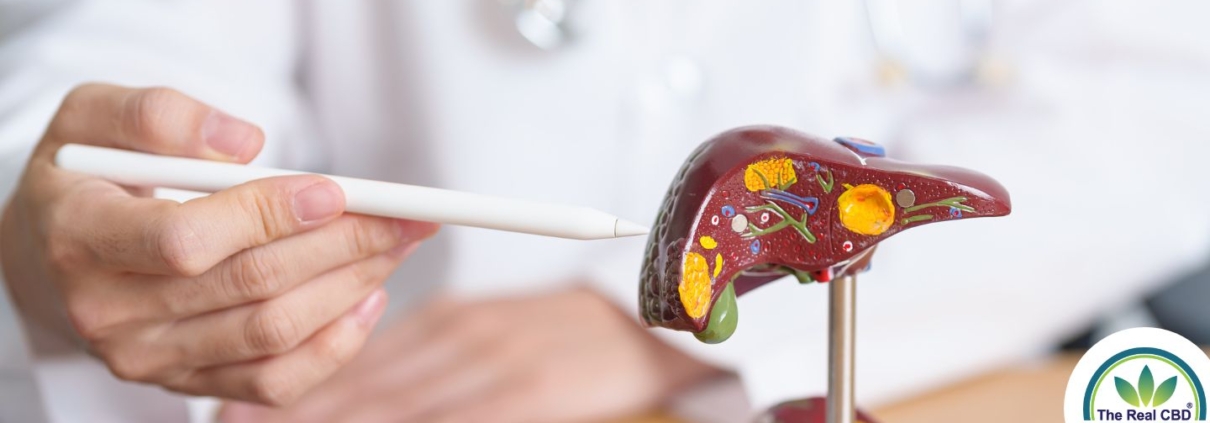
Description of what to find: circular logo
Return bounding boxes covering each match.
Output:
[1065,328,1210,421]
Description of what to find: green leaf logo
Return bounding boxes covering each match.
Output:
[1140,366,1155,406]
[1117,376,1141,407]
[1116,365,1180,408]
[1154,377,1178,407]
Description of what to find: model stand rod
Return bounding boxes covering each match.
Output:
[827,275,856,423]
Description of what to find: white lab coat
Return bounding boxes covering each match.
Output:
[2,1,1210,422]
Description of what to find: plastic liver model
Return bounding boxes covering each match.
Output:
[639,126,1011,343]
[756,398,878,423]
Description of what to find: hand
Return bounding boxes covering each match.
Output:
[220,287,723,423]
[0,84,438,405]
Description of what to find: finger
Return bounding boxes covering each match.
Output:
[172,289,389,406]
[257,306,491,422]
[38,84,263,164]
[75,174,346,275]
[345,340,521,423]
[149,216,436,316]
[339,308,484,397]
[345,294,459,368]
[80,268,399,388]
[428,382,538,423]
[170,248,411,367]
[218,297,461,423]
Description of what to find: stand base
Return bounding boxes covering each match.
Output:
[756,397,878,423]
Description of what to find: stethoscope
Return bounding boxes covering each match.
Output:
[500,0,576,50]
[500,0,1003,89]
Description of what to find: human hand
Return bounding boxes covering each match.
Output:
[0,84,438,405]
[220,287,723,423]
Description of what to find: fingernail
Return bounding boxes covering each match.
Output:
[351,289,387,327]
[293,180,344,223]
[393,219,410,240]
[202,110,256,159]
[388,241,420,259]
[398,221,441,241]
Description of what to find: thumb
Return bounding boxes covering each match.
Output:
[38,83,264,163]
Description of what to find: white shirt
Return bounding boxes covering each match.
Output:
[2,1,1210,421]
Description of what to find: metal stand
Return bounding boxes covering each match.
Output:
[826,275,856,423]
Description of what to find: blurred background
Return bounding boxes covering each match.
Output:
[1,1,1208,422]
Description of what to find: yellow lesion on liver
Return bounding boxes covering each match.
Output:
[744,157,797,192]
[713,253,723,278]
[679,252,712,319]
[838,184,895,236]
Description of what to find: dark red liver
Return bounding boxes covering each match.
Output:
[756,397,879,423]
[639,126,1011,334]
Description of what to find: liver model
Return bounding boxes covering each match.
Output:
[639,126,1011,343]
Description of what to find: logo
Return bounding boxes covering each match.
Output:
[1065,328,1210,421]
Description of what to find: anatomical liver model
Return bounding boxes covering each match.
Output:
[639,126,1011,423]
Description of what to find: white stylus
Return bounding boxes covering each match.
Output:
[55,144,649,240]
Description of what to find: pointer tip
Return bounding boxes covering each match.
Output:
[614,219,650,238]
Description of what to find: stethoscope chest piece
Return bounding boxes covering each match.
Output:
[500,0,577,50]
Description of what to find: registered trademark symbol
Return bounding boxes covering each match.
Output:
[1189,402,1194,409]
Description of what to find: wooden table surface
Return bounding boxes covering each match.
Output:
[871,353,1080,423]
[614,414,684,423]
[616,348,1210,423]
